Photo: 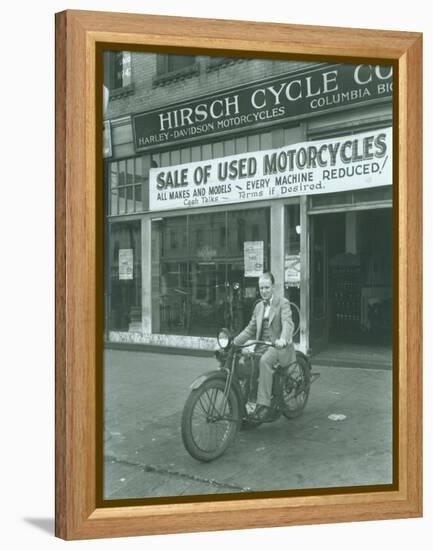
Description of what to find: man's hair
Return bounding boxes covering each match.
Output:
[260,272,275,285]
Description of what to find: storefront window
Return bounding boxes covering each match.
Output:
[284,204,301,343]
[106,221,142,332]
[152,208,270,337]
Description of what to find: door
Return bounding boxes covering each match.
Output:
[309,215,329,352]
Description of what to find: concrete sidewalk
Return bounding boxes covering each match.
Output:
[103,349,393,500]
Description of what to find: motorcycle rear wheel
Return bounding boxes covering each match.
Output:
[282,355,311,419]
[181,378,240,462]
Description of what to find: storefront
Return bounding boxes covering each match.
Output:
[104,56,393,357]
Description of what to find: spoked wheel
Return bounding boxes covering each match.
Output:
[237,379,261,431]
[181,378,240,462]
[282,354,311,419]
[290,301,301,338]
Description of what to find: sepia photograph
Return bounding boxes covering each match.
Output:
[102,50,394,501]
[1,0,429,544]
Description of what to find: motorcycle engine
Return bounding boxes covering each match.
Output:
[236,354,256,380]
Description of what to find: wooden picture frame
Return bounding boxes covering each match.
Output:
[55,9,422,540]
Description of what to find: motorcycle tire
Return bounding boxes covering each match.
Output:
[282,354,311,419]
[181,378,240,462]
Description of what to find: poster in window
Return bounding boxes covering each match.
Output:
[119,248,133,280]
[285,254,301,287]
[244,241,264,277]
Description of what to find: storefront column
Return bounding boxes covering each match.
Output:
[140,153,153,335]
[141,216,152,334]
[270,203,285,297]
[300,196,309,354]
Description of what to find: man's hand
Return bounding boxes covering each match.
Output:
[275,338,287,349]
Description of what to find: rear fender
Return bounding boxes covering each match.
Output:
[296,350,311,369]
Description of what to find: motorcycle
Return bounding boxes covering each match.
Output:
[181,327,313,462]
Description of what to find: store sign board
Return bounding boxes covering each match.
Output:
[133,64,392,151]
[119,249,133,280]
[244,242,264,277]
[148,127,392,211]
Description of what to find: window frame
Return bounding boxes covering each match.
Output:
[153,54,200,86]
[106,51,134,99]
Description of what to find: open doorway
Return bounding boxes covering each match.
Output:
[309,209,392,366]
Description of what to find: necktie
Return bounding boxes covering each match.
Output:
[263,299,270,307]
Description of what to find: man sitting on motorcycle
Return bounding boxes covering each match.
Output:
[233,272,296,421]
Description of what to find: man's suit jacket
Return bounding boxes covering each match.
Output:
[234,295,296,365]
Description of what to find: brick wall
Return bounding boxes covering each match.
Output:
[105,52,315,121]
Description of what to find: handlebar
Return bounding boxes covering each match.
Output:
[235,340,285,349]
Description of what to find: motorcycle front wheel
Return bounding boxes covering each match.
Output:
[181,378,240,462]
[282,355,311,419]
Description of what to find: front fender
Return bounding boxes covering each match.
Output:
[189,370,246,411]
[189,370,227,390]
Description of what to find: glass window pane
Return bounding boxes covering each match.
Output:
[226,208,270,333]
[170,149,180,165]
[134,158,143,183]
[354,186,392,203]
[167,55,195,72]
[118,187,126,214]
[161,151,170,167]
[260,132,272,150]
[126,159,134,185]
[201,143,212,160]
[212,142,224,158]
[247,134,260,152]
[235,136,247,154]
[113,52,124,89]
[188,212,226,337]
[134,184,142,212]
[109,162,119,215]
[118,160,126,186]
[151,209,270,337]
[152,217,188,335]
[110,162,118,189]
[189,212,225,254]
[106,221,141,332]
[126,186,134,213]
[180,148,191,164]
[309,190,353,209]
[122,52,132,87]
[191,146,201,162]
[223,139,235,156]
[110,188,118,216]
[285,204,301,343]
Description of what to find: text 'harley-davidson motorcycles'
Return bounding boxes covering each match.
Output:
[181,328,314,462]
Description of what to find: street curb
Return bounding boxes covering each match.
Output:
[311,358,392,370]
[105,342,392,369]
[105,341,215,357]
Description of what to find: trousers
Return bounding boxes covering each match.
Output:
[256,347,280,407]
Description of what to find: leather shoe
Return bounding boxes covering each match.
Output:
[253,405,272,421]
